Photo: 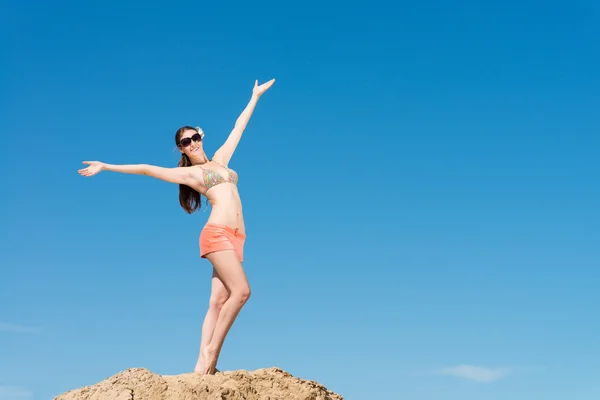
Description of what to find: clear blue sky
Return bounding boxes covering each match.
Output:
[1,0,599,399]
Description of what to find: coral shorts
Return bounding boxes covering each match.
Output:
[199,223,246,263]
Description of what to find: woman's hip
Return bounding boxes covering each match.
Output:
[199,223,246,262]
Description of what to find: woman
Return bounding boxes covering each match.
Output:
[78,78,276,374]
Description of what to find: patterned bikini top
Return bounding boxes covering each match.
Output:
[201,160,239,191]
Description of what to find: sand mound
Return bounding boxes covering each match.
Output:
[54,367,343,400]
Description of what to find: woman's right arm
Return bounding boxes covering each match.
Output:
[78,161,200,186]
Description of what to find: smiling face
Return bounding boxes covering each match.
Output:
[176,127,205,158]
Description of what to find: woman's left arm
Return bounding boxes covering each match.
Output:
[213,79,275,166]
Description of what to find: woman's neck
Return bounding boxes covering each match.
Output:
[190,152,209,165]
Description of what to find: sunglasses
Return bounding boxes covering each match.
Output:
[178,133,203,148]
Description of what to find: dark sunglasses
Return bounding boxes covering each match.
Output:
[178,133,203,148]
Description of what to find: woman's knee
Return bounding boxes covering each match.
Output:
[233,284,251,304]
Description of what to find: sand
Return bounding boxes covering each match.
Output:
[54,367,343,400]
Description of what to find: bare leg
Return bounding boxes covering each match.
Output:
[194,268,229,373]
[200,250,251,374]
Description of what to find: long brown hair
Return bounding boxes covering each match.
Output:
[175,126,202,213]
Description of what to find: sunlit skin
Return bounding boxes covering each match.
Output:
[78,78,275,374]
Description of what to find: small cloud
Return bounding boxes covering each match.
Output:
[0,322,41,334]
[438,365,510,383]
[0,386,32,400]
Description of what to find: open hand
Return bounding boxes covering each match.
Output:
[78,161,106,177]
[253,78,275,98]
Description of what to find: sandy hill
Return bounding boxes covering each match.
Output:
[54,367,343,400]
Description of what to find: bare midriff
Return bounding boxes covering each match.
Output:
[203,183,245,234]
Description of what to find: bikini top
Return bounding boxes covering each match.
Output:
[200,160,239,191]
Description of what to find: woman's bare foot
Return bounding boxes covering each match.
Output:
[194,350,221,374]
[194,356,206,374]
[200,346,219,375]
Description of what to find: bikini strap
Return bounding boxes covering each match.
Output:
[210,159,228,168]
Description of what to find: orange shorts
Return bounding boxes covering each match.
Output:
[199,223,246,262]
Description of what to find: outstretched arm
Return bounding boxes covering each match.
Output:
[213,78,275,166]
[78,161,199,186]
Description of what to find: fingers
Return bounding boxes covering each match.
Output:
[78,166,97,176]
[79,162,91,176]
[255,78,275,88]
[260,79,275,91]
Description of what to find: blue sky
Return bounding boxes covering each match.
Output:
[1,0,599,399]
